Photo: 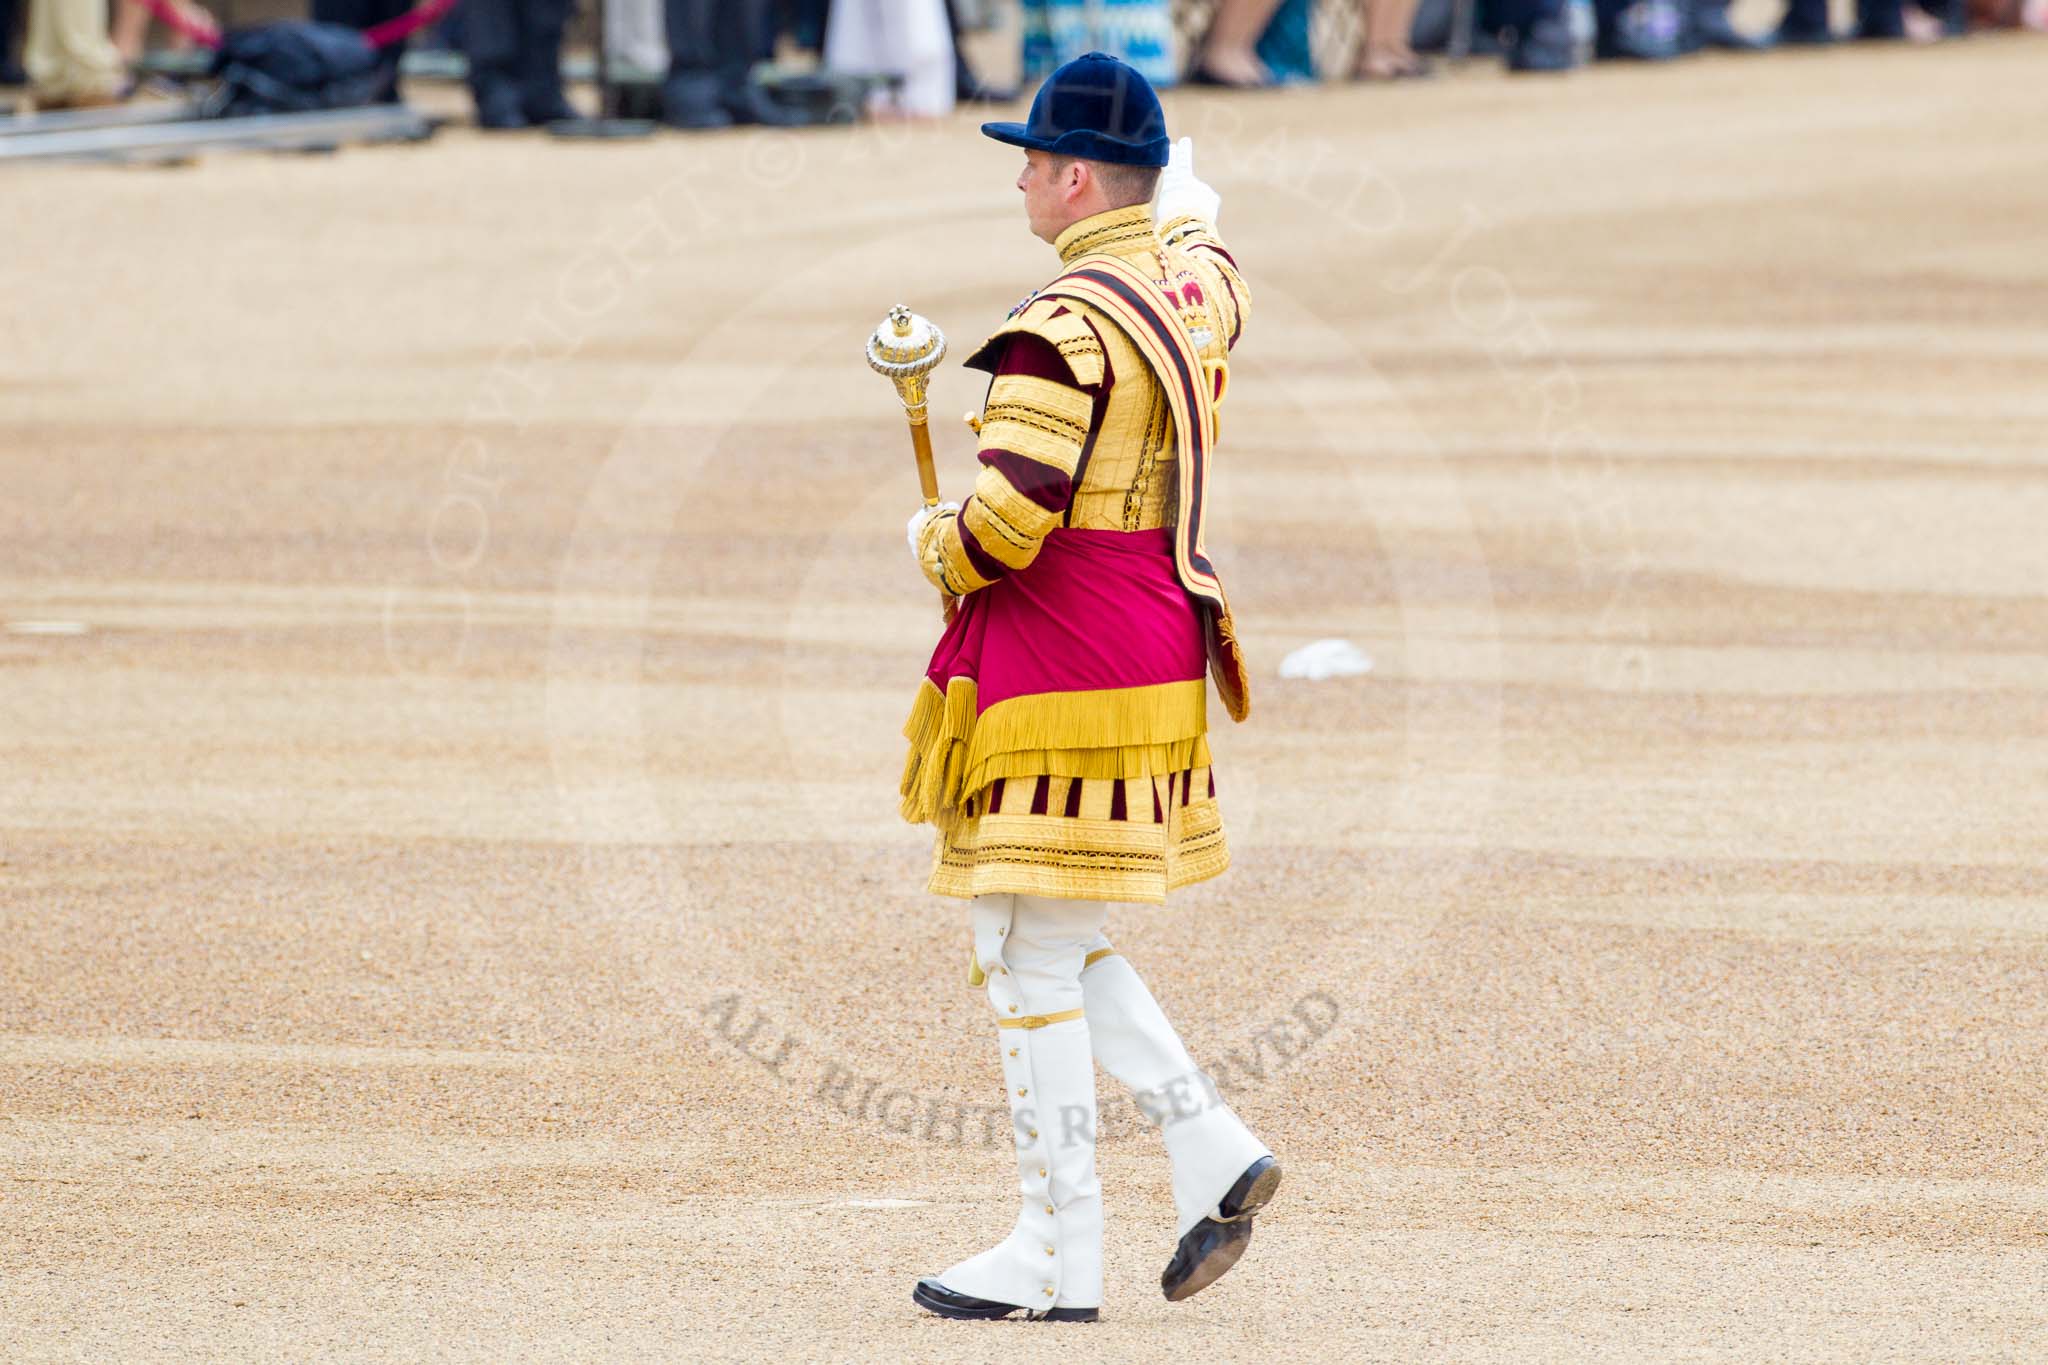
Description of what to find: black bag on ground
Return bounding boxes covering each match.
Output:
[206,22,384,117]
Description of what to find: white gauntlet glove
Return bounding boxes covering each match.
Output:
[1155,137,1221,229]
[907,501,959,558]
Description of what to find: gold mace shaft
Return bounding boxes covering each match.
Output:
[898,373,940,507]
[865,305,955,620]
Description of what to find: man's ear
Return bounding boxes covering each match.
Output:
[1064,159,1090,203]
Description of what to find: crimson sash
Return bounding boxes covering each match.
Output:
[1035,256,1251,722]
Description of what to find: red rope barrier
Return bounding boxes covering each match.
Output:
[133,0,222,48]
[361,0,461,50]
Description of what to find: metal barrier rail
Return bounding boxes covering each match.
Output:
[0,101,202,139]
[0,103,434,164]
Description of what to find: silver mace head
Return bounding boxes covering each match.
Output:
[865,304,946,381]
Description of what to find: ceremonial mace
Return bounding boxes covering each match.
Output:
[865,305,948,504]
[864,305,955,619]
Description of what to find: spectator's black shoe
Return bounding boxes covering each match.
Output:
[660,71,732,129]
[1694,7,1769,47]
[1594,30,1679,57]
[474,85,528,130]
[1852,15,1908,37]
[1772,18,1836,42]
[1506,16,1579,70]
[724,82,812,128]
[911,1279,1099,1322]
[1161,1155,1282,1302]
[662,101,733,129]
[612,83,664,122]
[524,90,580,125]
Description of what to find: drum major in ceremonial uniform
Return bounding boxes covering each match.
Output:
[893,53,1283,1323]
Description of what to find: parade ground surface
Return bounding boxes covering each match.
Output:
[4,31,2046,1365]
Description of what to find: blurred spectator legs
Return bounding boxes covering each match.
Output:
[946,0,1014,101]
[1852,0,1910,35]
[313,0,411,102]
[465,0,576,127]
[1254,0,1316,81]
[787,0,828,48]
[24,0,125,106]
[1492,0,1578,67]
[1772,0,1911,39]
[824,0,955,116]
[663,0,797,127]
[1,0,24,84]
[606,0,666,77]
[110,0,217,64]
[110,0,145,61]
[1688,0,1769,47]
[1353,0,1429,78]
[1774,0,1835,38]
[601,0,664,117]
[1594,0,1684,56]
[1192,0,1286,85]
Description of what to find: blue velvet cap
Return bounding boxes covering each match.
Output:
[981,52,1170,169]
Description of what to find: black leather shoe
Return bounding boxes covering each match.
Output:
[912,1278,1099,1322]
[723,82,814,128]
[662,101,733,130]
[1772,18,1836,42]
[660,71,734,129]
[524,91,581,125]
[473,85,529,131]
[1505,17,1579,71]
[1161,1154,1282,1302]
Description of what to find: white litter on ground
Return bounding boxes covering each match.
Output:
[1278,638,1374,680]
[6,620,90,636]
[840,1198,928,1210]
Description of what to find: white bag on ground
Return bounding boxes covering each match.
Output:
[1279,638,1375,680]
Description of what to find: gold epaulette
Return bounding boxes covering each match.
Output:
[963,296,1107,387]
[1158,213,1209,248]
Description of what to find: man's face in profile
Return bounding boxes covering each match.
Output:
[1016,150,1069,244]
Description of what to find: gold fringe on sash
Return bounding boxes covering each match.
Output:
[899,675,980,825]
[899,676,1209,826]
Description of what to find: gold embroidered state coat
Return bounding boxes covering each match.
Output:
[904,203,1251,904]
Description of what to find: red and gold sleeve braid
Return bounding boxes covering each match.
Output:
[916,331,1096,596]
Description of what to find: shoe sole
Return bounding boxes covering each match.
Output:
[912,1282,1098,1322]
[1162,1161,1284,1303]
[1226,1160,1283,1221]
[1163,1218,1253,1303]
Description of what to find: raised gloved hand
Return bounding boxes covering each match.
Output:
[1155,137,1221,229]
[907,501,959,558]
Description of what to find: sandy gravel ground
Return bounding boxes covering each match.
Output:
[4,30,2047,1364]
